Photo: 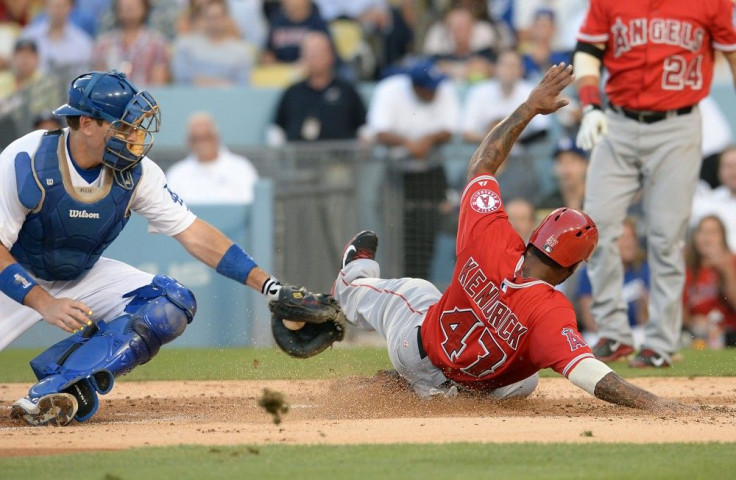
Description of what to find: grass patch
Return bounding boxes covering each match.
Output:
[1,443,735,480]
[0,347,733,384]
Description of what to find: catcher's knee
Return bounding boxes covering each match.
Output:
[124,275,196,347]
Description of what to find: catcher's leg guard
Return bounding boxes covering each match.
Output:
[26,275,196,422]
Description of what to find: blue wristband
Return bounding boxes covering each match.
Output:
[216,244,257,284]
[0,263,38,304]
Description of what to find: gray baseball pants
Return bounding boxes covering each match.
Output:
[584,106,702,361]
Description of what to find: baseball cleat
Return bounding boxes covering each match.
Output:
[10,393,78,427]
[591,337,635,362]
[341,230,378,268]
[628,349,671,368]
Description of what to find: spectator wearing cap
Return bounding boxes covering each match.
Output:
[367,59,460,279]
[262,0,331,64]
[536,136,588,210]
[268,31,366,144]
[91,0,170,86]
[19,0,93,77]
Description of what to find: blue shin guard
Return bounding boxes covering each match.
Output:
[28,275,196,422]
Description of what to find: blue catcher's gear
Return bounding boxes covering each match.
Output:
[11,131,142,281]
[53,71,160,189]
[25,276,196,422]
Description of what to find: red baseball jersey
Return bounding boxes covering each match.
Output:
[577,0,736,110]
[421,175,594,391]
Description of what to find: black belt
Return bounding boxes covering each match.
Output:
[609,103,693,124]
[417,326,427,359]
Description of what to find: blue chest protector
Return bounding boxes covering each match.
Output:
[10,130,142,281]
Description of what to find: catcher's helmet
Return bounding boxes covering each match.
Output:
[54,71,160,188]
[528,208,598,268]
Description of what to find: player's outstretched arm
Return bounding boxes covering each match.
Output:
[467,63,573,179]
[593,372,688,411]
[174,218,272,292]
[568,357,688,411]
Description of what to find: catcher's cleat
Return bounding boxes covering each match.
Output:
[628,349,671,369]
[10,393,78,426]
[591,337,634,362]
[341,230,378,269]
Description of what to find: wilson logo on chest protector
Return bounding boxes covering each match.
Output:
[68,209,101,219]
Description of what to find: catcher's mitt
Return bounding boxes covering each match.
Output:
[269,284,347,359]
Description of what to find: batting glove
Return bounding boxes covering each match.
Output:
[576,106,608,151]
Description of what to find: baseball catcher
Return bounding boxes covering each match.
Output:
[269,284,347,358]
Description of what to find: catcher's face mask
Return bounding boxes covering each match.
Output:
[103,91,160,189]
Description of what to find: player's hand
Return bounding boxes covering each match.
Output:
[526,63,574,115]
[576,108,608,150]
[37,297,93,333]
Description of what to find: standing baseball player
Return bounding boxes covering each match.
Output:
[0,71,338,426]
[573,0,736,367]
[333,64,682,410]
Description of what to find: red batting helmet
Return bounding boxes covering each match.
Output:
[528,208,598,268]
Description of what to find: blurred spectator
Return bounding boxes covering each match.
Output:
[520,9,569,81]
[0,39,41,98]
[268,32,366,144]
[367,59,460,279]
[423,7,497,82]
[0,1,34,26]
[684,215,736,349]
[314,0,413,74]
[262,0,331,64]
[171,0,257,86]
[462,50,549,143]
[505,197,536,243]
[536,137,587,210]
[166,112,259,204]
[99,0,180,40]
[32,110,63,130]
[576,217,650,345]
[0,38,62,145]
[30,0,103,37]
[513,0,587,53]
[227,0,269,46]
[91,0,170,86]
[0,0,35,71]
[19,0,93,76]
[698,96,734,190]
[176,0,240,37]
[692,146,736,252]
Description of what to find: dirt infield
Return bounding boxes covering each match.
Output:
[0,376,734,456]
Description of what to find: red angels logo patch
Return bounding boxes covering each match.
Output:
[561,328,587,351]
[470,189,501,214]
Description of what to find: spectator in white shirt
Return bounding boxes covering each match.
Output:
[692,146,736,252]
[367,59,460,279]
[166,112,259,205]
